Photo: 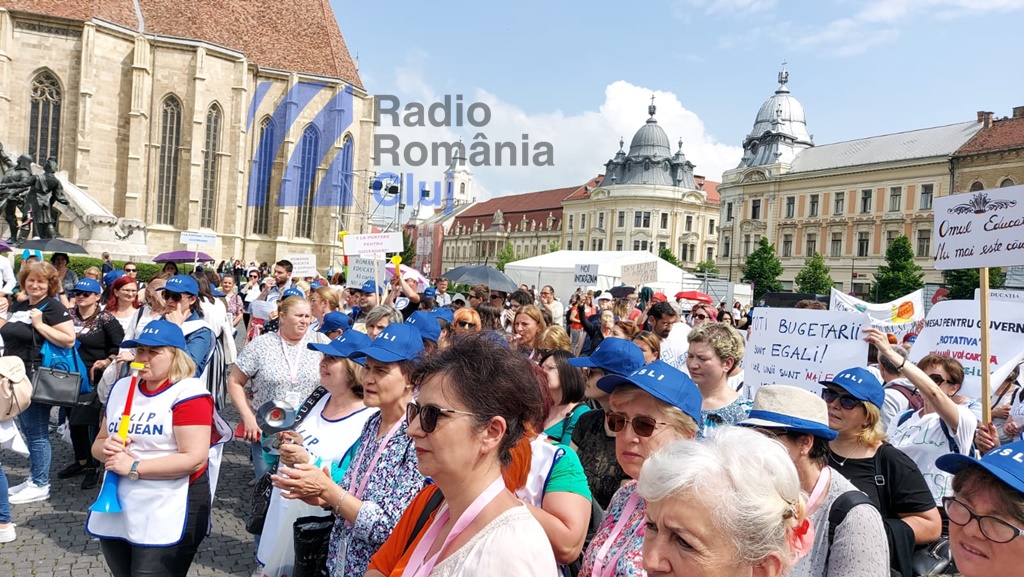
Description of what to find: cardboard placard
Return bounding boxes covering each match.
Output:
[284,254,317,277]
[933,185,1024,270]
[573,264,599,286]
[347,257,377,287]
[621,261,657,286]
[342,233,403,256]
[250,300,276,321]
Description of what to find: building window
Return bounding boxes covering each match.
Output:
[617,211,625,228]
[970,181,985,192]
[886,230,899,248]
[857,232,869,257]
[659,241,667,250]
[566,241,571,249]
[598,212,605,229]
[1001,178,1016,188]
[200,104,221,229]
[830,232,843,257]
[743,234,751,256]
[689,244,696,261]
[860,189,872,214]
[633,240,640,251]
[294,125,320,239]
[706,247,713,262]
[598,239,603,251]
[156,96,182,225]
[708,219,715,235]
[578,240,584,251]
[785,196,795,218]
[643,212,651,227]
[29,71,62,163]
[252,118,275,235]
[591,239,597,251]
[568,215,573,230]
[681,244,689,262]
[616,240,623,251]
[579,214,585,229]
[723,236,731,257]
[459,182,466,196]
[806,233,817,256]
[726,202,733,221]
[634,211,641,227]
[782,234,792,257]
[751,199,761,220]
[833,192,845,215]
[920,184,933,210]
[889,187,902,212]
[642,240,649,251]
[809,194,819,217]
[684,215,692,231]
[917,230,931,257]
[661,213,669,229]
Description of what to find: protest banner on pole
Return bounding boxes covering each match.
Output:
[621,261,658,286]
[573,264,599,286]
[908,299,1024,400]
[743,308,871,397]
[347,257,377,287]
[342,233,403,256]
[829,288,925,340]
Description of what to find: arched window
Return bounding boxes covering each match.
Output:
[970,181,985,192]
[200,104,222,229]
[294,125,320,239]
[1000,178,1015,188]
[29,71,62,163]
[156,96,182,225]
[460,182,466,195]
[252,117,275,235]
[339,135,353,209]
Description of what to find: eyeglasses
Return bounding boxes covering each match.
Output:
[406,402,478,434]
[456,321,477,328]
[821,389,863,410]
[119,289,138,295]
[124,268,137,273]
[606,412,669,438]
[928,373,957,386]
[943,496,1023,543]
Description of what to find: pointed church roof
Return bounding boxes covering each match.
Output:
[2,0,363,88]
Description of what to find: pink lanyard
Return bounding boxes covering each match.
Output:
[592,490,642,577]
[347,418,403,499]
[404,476,506,577]
[805,467,832,517]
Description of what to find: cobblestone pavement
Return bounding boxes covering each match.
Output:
[0,405,260,577]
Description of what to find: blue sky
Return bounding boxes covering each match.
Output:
[331,0,1024,200]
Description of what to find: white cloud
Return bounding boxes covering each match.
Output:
[372,68,743,208]
[686,0,778,15]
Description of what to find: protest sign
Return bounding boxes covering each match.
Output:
[974,287,1024,303]
[250,300,276,321]
[342,233,403,256]
[829,288,924,339]
[621,261,657,286]
[284,254,317,277]
[909,299,1024,399]
[347,257,377,287]
[933,186,1024,270]
[179,231,216,246]
[744,308,871,396]
[573,264,599,286]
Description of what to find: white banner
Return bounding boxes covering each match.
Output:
[974,287,1024,303]
[573,264,599,286]
[347,257,377,287]
[909,299,1024,399]
[342,233,403,256]
[621,261,658,286]
[745,308,871,396]
[829,288,925,340]
[284,254,317,277]
[933,185,1024,270]
[179,231,216,246]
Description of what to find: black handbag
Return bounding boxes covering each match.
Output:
[31,362,85,407]
[912,537,952,576]
[292,515,334,577]
[246,465,276,535]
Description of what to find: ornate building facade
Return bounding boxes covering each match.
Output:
[2,1,375,262]
[716,68,985,293]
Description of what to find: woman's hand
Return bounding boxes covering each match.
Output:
[164,306,187,326]
[278,432,311,467]
[272,462,334,500]
[102,432,130,457]
[975,422,1001,453]
[1005,419,1022,439]
[994,404,1013,420]
[28,307,43,328]
[241,413,262,442]
[104,449,136,476]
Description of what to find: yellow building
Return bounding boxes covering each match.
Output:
[952,108,1024,193]
[2,1,375,263]
[717,68,984,294]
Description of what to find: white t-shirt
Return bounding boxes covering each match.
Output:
[659,322,692,373]
[429,506,558,577]
[545,300,565,329]
[881,378,917,430]
[887,404,978,506]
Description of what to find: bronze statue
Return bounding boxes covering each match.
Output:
[0,155,33,243]
[24,158,68,239]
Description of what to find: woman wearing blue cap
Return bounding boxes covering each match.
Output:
[157,275,214,379]
[935,440,1024,577]
[87,320,227,577]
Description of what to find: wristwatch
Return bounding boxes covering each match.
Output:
[128,460,141,481]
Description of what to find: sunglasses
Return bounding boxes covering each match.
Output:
[124,268,137,273]
[165,292,186,302]
[70,291,95,298]
[456,321,477,328]
[928,373,957,386]
[692,314,708,321]
[606,412,669,438]
[406,402,478,434]
[821,389,863,410]
[489,295,502,300]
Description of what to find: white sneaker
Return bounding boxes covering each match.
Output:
[8,482,49,504]
[0,524,15,544]
[7,480,31,497]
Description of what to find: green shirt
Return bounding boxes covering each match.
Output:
[544,404,590,445]
[545,443,591,500]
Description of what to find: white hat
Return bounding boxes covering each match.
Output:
[596,293,613,302]
[738,385,838,440]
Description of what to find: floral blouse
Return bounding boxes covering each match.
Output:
[326,412,424,577]
[580,481,646,577]
[698,396,753,439]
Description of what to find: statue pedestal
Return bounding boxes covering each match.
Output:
[52,171,149,259]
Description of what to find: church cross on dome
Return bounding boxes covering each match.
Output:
[778,60,789,89]
[648,94,656,118]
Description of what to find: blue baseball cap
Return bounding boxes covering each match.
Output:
[359,280,381,295]
[318,311,352,334]
[406,310,441,343]
[282,287,305,299]
[938,440,1024,495]
[103,269,124,286]
[21,249,42,261]
[350,323,424,363]
[212,288,226,297]
[308,330,371,357]
[820,366,885,409]
[310,281,324,290]
[72,278,102,295]
[159,274,199,296]
[432,307,454,324]
[568,338,645,376]
[423,287,437,299]
[596,360,703,423]
[121,319,188,351]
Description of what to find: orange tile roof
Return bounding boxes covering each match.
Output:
[3,0,363,87]
[955,114,1024,156]
[450,176,602,234]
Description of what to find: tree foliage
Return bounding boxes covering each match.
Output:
[794,253,834,295]
[548,239,562,254]
[695,260,719,275]
[399,230,417,265]
[870,236,924,302]
[659,247,682,268]
[741,238,784,301]
[495,242,516,272]
[942,267,1007,300]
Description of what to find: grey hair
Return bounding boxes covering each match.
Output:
[636,426,805,567]
[878,345,909,374]
[366,305,403,326]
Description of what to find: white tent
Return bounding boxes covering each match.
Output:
[504,250,698,302]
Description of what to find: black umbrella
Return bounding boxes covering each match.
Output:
[608,286,636,299]
[442,265,519,293]
[19,238,88,254]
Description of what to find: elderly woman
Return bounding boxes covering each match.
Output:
[578,359,703,576]
[934,440,1024,577]
[823,365,941,577]
[740,385,889,577]
[513,304,547,359]
[637,427,811,577]
[255,331,377,577]
[452,307,481,336]
[272,324,426,577]
[540,349,590,445]
[686,322,751,438]
[363,305,403,339]
[2,261,76,505]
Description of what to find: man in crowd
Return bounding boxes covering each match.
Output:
[649,301,691,371]
[257,259,293,303]
[349,280,381,325]
[539,285,563,329]
[468,284,488,309]
[434,278,452,307]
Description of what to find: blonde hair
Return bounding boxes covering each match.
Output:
[83,266,102,281]
[687,322,745,366]
[610,384,699,439]
[166,347,198,383]
[536,325,571,352]
[632,331,661,360]
[294,280,311,295]
[858,402,888,446]
[312,286,340,311]
[277,295,311,315]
